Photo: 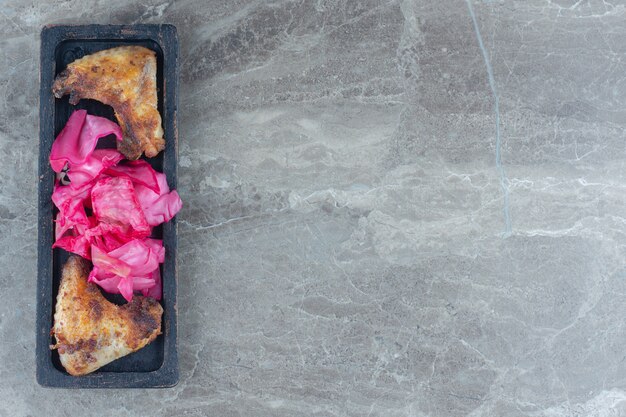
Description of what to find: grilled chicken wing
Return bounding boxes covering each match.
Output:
[52,46,164,160]
[51,256,163,376]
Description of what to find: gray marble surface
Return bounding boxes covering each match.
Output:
[1,0,626,416]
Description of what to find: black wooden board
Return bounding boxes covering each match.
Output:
[37,24,179,388]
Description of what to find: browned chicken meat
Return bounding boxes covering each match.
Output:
[52,46,164,160]
[51,256,163,376]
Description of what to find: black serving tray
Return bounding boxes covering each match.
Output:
[37,24,179,388]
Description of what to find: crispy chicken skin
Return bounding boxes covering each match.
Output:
[51,256,163,376]
[52,46,164,160]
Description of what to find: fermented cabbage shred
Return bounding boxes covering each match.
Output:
[50,110,182,301]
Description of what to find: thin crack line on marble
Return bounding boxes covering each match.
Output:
[0,10,27,37]
[466,0,512,237]
[179,208,289,231]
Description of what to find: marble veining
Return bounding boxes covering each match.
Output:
[1,0,626,416]
[465,0,511,236]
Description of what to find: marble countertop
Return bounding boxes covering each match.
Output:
[2,0,626,416]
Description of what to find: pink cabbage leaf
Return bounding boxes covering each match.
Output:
[88,239,163,301]
[91,176,151,238]
[52,183,90,239]
[50,110,122,173]
[66,149,124,190]
[104,160,160,193]
[135,172,182,226]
